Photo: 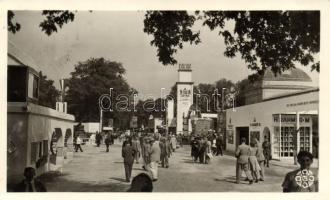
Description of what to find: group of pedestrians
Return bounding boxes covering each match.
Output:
[120,132,180,183]
[190,132,223,164]
[235,137,266,184]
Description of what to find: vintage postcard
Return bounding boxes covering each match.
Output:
[1,0,330,199]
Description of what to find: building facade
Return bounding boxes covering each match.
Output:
[7,42,75,185]
[225,89,318,160]
[176,64,194,136]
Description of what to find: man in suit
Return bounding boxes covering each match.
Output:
[148,136,161,181]
[159,135,171,168]
[235,137,253,184]
[95,132,102,147]
[262,137,271,167]
[122,140,135,182]
[14,167,47,192]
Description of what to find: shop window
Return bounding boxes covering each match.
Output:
[280,126,295,157]
[299,127,311,152]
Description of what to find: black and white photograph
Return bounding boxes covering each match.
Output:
[2,1,329,196]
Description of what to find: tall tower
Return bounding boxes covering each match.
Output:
[176,64,194,135]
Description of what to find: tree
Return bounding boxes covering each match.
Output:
[8,10,75,36]
[9,11,320,77]
[65,57,132,123]
[144,11,320,79]
[38,71,60,109]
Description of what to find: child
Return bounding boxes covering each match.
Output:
[282,151,318,192]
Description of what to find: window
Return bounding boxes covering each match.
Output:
[7,66,27,102]
[30,142,38,164]
[28,72,39,99]
[280,126,295,157]
[299,127,311,152]
[31,141,48,164]
[43,140,49,156]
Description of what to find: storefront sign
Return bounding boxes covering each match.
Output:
[250,122,261,127]
[286,100,318,108]
[273,114,311,124]
[179,63,191,70]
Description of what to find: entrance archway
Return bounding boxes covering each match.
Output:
[50,128,63,165]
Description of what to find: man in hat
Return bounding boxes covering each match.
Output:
[262,137,271,167]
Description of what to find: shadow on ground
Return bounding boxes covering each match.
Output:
[38,171,130,192]
[214,176,250,185]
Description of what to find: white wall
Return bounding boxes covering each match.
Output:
[226,90,318,154]
[82,122,100,133]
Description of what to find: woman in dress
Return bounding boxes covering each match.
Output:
[249,141,261,182]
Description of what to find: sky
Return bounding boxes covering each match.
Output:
[8,11,319,98]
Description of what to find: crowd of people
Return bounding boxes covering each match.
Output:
[11,129,317,193]
[119,131,180,183]
[190,130,224,164]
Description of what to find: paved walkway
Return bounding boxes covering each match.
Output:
[39,141,317,192]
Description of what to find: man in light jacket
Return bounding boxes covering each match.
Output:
[148,136,161,181]
[235,137,253,184]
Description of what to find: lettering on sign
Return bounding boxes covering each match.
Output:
[179,63,191,70]
[179,88,191,97]
[286,100,318,107]
[273,115,311,124]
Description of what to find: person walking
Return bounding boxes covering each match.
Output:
[122,140,135,182]
[170,134,177,152]
[191,137,200,162]
[95,132,102,147]
[148,137,161,181]
[235,137,253,184]
[216,135,223,156]
[159,136,171,168]
[177,133,183,147]
[255,138,265,181]
[132,136,141,164]
[198,137,206,164]
[105,133,111,152]
[262,137,271,167]
[142,137,151,171]
[205,139,212,164]
[75,135,83,152]
[249,141,261,183]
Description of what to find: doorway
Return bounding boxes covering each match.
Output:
[236,127,249,147]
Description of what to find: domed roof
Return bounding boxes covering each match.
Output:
[263,68,312,82]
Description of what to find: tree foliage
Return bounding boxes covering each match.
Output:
[9,10,320,77]
[65,58,132,123]
[38,71,60,109]
[8,10,75,36]
[144,11,320,78]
